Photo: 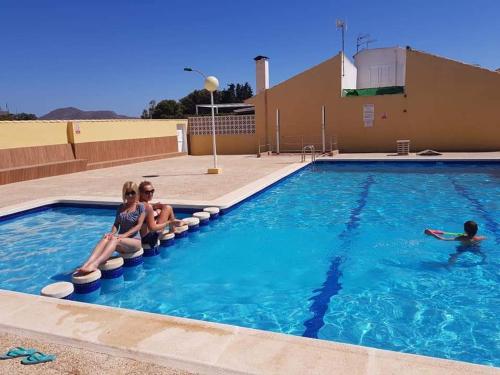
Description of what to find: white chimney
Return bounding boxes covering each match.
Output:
[255,55,269,94]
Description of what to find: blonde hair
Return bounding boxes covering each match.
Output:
[122,181,138,202]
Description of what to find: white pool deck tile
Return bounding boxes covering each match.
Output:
[0,153,499,374]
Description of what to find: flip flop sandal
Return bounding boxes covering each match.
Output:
[0,347,37,359]
[21,351,56,365]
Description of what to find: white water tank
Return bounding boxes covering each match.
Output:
[354,47,406,89]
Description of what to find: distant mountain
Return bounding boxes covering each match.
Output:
[40,107,135,120]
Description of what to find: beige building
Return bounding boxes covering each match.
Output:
[246,47,500,153]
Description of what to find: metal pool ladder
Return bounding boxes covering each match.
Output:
[301,145,316,163]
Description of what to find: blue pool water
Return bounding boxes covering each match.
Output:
[0,162,499,366]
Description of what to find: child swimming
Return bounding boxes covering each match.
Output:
[425,220,486,265]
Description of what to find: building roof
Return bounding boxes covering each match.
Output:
[195,103,254,109]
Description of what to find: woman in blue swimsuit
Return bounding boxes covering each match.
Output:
[77,181,146,274]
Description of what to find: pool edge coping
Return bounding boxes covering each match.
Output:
[0,159,499,374]
[0,290,496,375]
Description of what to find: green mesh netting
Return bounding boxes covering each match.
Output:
[342,86,405,97]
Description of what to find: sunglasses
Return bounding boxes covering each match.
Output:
[125,191,137,197]
[143,189,155,195]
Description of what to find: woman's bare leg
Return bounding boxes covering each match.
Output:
[116,238,142,253]
[155,204,175,233]
[79,236,110,271]
[79,237,120,273]
[156,204,171,225]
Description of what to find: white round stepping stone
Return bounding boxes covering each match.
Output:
[41,281,74,299]
[174,224,189,233]
[203,207,220,215]
[99,256,124,271]
[160,232,175,241]
[121,248,144,259]
[193,211,210,220]
[174,225,189,237]
[72,269,102,284]
[203,207,220,219]
[182,216,200,230]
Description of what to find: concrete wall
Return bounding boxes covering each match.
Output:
[68,119,183,143]
[188,115,257,155]
[404,51,500,151]
[0,119,188,184]
[248,56,341,151]
[250,49,500,153]
[189,134,258,155]
[0,121,68,149]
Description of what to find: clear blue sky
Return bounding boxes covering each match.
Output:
[1,0,499,117]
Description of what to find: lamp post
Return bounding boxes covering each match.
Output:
[184,67,221,174]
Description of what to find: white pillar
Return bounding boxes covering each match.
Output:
[210,92,217,168]
[321,106,326,153]
[276,109,280,155]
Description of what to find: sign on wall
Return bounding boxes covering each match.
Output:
[363,104,374,127]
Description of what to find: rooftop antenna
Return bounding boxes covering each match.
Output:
[365,38,377,49]
[356,34,376,53]
[336,19,346,76]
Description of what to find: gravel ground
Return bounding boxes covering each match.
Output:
[0,331,197,375]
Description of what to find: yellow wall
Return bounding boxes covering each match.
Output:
[252,50,500,152]
[251,56,342,150]
[0,119,188,150]
[68,119,185,143]
[404,51,500,151]
[189,134,258,155]
[0,121,68,150]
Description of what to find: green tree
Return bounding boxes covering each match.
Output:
[141,100,156,119]
[236,82,253,102]
[141,82,254,118]
[0,112,37,120]
[221,83,236,104]
[14,113,37,120]
[152,100,183,119]
[179,89,212,116]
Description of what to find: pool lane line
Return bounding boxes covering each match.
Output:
[450,179,500,245]
[302,175,375,339]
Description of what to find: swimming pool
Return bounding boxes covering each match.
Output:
[0,161,498,367]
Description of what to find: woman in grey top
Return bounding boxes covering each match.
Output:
[76,181,145,275]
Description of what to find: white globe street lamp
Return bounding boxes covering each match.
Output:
[184,68,221,174]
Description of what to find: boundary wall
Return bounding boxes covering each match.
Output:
[188,115,258,155]
[0,119,187,184]
[248,49,500,153]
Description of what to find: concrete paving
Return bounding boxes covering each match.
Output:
[0,154,300,208]
[1,152,498,209]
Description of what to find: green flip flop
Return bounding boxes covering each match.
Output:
[21,351,56,365]
[0,347,37,359]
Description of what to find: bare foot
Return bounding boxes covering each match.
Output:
[74,263,98,276]
[174,219,184,226]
